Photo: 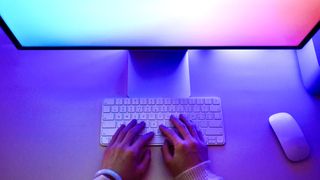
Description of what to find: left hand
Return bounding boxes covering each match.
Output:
[101,119,154,180]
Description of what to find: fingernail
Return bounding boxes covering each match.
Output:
[149,132,155,136]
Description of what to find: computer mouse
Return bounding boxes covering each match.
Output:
[269,112,310,162]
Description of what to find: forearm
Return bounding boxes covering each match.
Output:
[174,161,223,180]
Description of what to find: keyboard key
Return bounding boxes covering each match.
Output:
[208,120,223,127]
[200,121,207,128]
[149,113,156,120]
[151,136,165,144]
[165,121,174,128]
[144,106,152,112]
[136,106,143,112]
[212,98,221,105]
[150,121,158,128]
[164,98,171,104]
[123,98,131,104]
[115,113,122,120]
[206,128,224,136]
[160,105,167,112]
[188,98,196,104]
[103,113,114,120]
[217,136,224,144]
[111,106,119,112]
[116,121,123,127]
[104,99,115,105]
[101,129,117,136]
[158,120,165,126]
[155,128,162,135]
[210,105,222,112]
[180,98,188,104]
[196,98,204,104]
[103,106,111,112]
[119,106,126,113]
[156,113,164,120]
[204,98,212,104]
[164,113,171,120]
[184,105,191,111]
[206,113,214,119]
[193,105,201,112]
[128,106,135,112]
[152,106,160,112]
[168,105,175,112]
[172,98,179,105]
[140,113,147,120]
[132,98,139,105]
[199,113,206,120]
[140,98,147,105]
[214,113,222,120]
[132,113,139,120]
[123,113,131,120]
[156,98,163,104]
[176,105,184,112]
[208,137,217,144]
[190,113,197,120]
[116,98,123,105]
[201,105,209,112]
[148,98,156,104]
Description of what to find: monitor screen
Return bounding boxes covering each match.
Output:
[0,0,319,49]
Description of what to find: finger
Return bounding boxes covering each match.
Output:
[133,132,154,150]
[170,115,192,140]
[108,124,125,146]
[122,122,146,145]
[116,119,137,143]
[138,149,151,174]
[179,114,199,139]
[161,140,173,164]
[196,126,206,144]
[159,125,182,145]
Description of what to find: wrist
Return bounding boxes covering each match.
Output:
[95,169,122,180]
[174,160,211,180]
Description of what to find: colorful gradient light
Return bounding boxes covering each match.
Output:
[0,0,319,47]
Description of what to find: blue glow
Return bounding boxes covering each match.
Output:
[0,0,319,47]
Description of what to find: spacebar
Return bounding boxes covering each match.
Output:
[149,136,165,145]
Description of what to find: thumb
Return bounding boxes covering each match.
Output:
[138,149,151,174]
[161,140,173,164]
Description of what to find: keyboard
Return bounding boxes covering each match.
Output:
[100,97,225,146]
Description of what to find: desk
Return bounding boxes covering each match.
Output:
[0,47,319,180]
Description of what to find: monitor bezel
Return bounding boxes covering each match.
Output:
[0,16,319,50]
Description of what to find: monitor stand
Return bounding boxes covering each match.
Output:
[127,50,191,98]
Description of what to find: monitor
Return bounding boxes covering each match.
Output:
[0,0,319,49]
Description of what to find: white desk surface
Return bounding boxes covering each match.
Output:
[0,46,319,180]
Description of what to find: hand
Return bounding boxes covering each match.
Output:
[160,114,208,177]
[101,119,154,180]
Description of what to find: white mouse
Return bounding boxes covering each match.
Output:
[269,112,310,162]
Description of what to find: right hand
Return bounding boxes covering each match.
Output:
[159,114,209,177]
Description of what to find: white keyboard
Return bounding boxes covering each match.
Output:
[100,97,225,146]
